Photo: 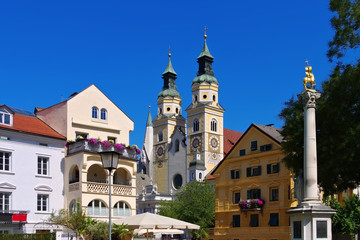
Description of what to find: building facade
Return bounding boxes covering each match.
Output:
[211,124,297,240]
[36,85,138,220]
[0,105,65,234]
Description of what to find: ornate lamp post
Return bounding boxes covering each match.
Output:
[100,150,120,240]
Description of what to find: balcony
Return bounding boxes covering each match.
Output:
[69,181,134,196]
[67,140,137,160]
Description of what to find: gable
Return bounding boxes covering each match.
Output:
[0,182,16,190]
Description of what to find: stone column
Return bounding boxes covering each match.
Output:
[299,90,321,203]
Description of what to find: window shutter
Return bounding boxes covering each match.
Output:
[247,190,251,199]
[230,170,234,179]
[247,167,251,177]
[258,166,262,176]
[267,164,271,174]
[277,163,280,172]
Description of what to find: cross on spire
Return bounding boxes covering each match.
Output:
[168,45,172,58]
[203,26,208,39]
[305,59,309,66]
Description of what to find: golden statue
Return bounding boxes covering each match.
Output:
[303,61,316,90]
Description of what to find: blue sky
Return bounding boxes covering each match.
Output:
[0,1,337,147]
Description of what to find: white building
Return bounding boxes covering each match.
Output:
[0,105,65,234]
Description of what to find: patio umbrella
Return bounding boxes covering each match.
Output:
[133,228,184,235]
[113,212,200,229]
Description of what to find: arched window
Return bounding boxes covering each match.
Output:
[69,200,78,213]
[100,108,107,120]
[193,119,200,132]
[199,172,203,180]
[92,107,98,119]
[211,119,217,132]
[175,139,180,152]
[87,200,107,216]
[173,174,183,189]
[113,201,130,217]
[69,165,79,184]
[158,131,163,142]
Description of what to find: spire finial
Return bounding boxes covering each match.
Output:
[203,26,208,39]
[305,59,309,66]
[168,45,172,58]
[149,105,151,109]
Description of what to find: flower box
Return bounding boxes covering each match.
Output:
[239,199,265,210]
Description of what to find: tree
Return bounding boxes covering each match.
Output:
[280,0,360,195]
[327,0,360,61]
[158,180,215,237]
[327,194,360,238]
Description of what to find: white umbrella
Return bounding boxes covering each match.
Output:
[134,228,184,235]
[113,212,200,230]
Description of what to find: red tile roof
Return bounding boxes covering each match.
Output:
[223,128,243,157]
[0,114,65,140]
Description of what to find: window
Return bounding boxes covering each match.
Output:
[233,192,241,204]
[210,119,217,132]
[251,141,257,151]
[37,194,49,212]
[267,163,280,174]
[166,107,171,112]
[158,131,163,142]
[69,200,79,213]
[87,200,107,216]
[92,107,98,119]
[75,132,88,139]
[270,188,279,201]
[260,144,272,152]
[0,230,9,234]
[0,151,10,171]
[199,172,202,180]
[108,137,116,143]
[269,213,279,226]
[232,215,240,227]
[0,192,10,211]
[247,166,262,177]
[194,95,198,103]
[37,157,49,175]
[213,95,216,101]
[316,221,327,238]
[0,109,12,126]
[230,169,240,179]
[293,221,302,238]
[239,149,246,156]
[176,108,179,114]
[250,214,259,227]
[193,119,200,132]
[113,201,130,217]
[100,108,107,120]
[173,174,183,189]
[247,189,261,199]
[175,139,180,152]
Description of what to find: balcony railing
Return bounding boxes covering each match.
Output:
[67,140,137,160]
[86,182,134,196]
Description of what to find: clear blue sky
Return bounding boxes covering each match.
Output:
[0,1,336,147]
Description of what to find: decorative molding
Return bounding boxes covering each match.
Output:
[34,185,53,192]
[0,182,16,190]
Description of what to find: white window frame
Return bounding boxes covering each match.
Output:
[87,200,107,216]
[0,192,11,211]
[92,107,98,119]
[100,108,107,120]
[0,109,13,126]
[113,201,130,217]
[37,194,49,212]
[37,156,49,176]
[0,151,11,172]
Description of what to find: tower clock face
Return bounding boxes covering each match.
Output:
[157,146,164,157]
[191,136,201,151]
[209,136,219,150]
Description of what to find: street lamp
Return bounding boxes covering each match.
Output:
[100,150,120,240]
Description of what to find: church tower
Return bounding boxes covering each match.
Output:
[153,52,187,194]
[139,107,154,180]
[185,31,225,175]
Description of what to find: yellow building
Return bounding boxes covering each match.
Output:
[36,84,137,220]
[211,123,297,240]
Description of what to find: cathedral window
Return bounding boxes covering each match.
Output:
[158,131,163,142]
[210,119,217,132]
[92,107,98,119]
[176,108,179,114]
[194,95,198,103]
[175,139,180,152]
[173,174,183,189]
[213,95,216,101]
[203,94,207,99]
[193,119,200,132]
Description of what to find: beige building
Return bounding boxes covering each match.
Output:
[36,84,137,220]
[211,124,297,240]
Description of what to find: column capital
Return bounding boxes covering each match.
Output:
[298,90,321,108]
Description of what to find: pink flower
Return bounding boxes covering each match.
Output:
[100,140,112,148]
[114,143,125,151]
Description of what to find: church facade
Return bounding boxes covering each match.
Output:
[138,34,234,205]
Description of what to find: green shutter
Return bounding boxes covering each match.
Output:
[267,164,271,174]
[247,167,251,177]
[247,190,251,199]
[258,165,262,175]
[230,170,234,179]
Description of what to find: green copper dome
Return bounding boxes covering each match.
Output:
[158,88,181,98]
[192,74,218,84]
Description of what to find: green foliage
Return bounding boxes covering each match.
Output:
[0,233,55,240]
[158,180,215,231]
[326,194,360,238]
[328,0,360,61]
[87,221,108,240]
[112,224,132,240]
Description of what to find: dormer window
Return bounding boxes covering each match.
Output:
[100,108,107,120]
[92,107,98,119]
[0,108,12,126]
